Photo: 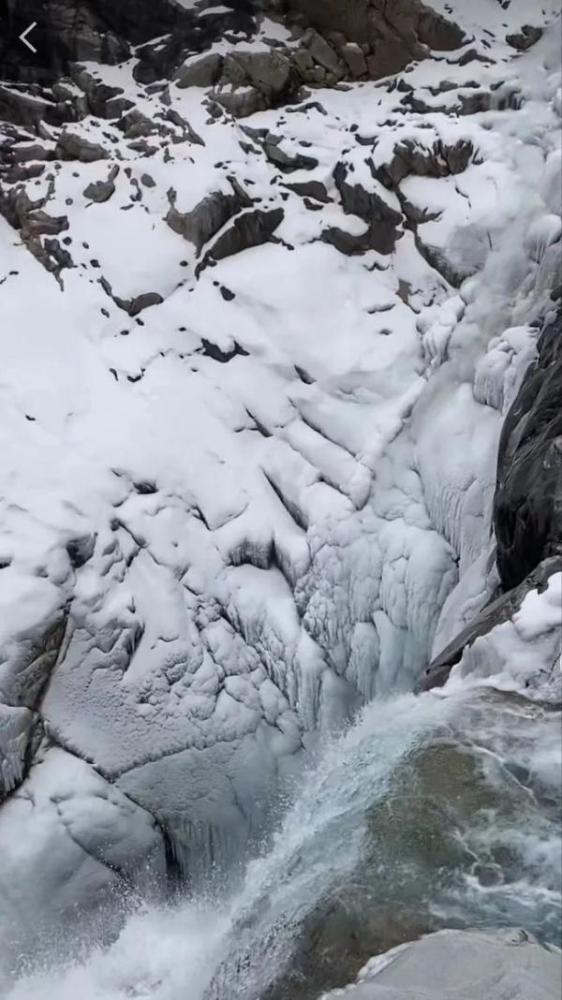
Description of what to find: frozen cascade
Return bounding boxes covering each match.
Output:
[5,682,561,1000]
[0,1,561,997]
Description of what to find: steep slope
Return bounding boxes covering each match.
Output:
[0,0,560,979]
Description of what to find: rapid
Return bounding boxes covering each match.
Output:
[7,678,561,1000]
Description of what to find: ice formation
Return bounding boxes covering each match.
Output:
[0,0,560,986]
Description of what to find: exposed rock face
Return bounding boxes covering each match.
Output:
[0,0,464,95]
[494,311,562,592]
[319,928,562,999]
[288,0,465,77]
[421,309,562,695]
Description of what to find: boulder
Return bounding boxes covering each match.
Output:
[319,928,562,999]
[264,133,319,172]
[83,165,120,202]
[56,130,108,162]
[341,42,368,79]
[233,50,293,101]
[176,53,224,89]
[204,207,284,265]
[506,25,543,51]
[166,182,252,254]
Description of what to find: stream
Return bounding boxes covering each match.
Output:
[6,681,562,1000]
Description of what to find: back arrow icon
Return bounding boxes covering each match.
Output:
[19,21,38,53]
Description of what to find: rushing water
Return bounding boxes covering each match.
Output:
[5,683,561,1000]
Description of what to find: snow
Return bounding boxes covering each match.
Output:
[448,572,562,702]
[0,0,560,966]
[0,747,165,978]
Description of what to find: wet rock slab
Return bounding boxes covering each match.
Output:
[319,927,562,999]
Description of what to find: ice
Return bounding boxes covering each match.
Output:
[0,0,560,962]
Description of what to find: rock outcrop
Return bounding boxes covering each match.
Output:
[494,310,562,591]
[1,0,464,97]
[423,308,562,694]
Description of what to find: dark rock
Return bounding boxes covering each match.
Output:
[303,28,343,78]
[506,25,543,51]
[333,160,403,254]
[199,339,249,362]
[374,139,474,188]
[166,181,252,254]
[66,533,96,569]
[263,133,318,172]
[0,86,62,128]
[128,292,164,316]
[69,67,134,119]
[163,108,205,145]
[83,165,119,203]
[494,311,562,591]
[284,179,330,202]
[341,42,368,79]
[205,207,284,265]
[287,0,464,80]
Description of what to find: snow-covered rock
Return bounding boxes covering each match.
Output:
[0,0,560,961]
[0,747,165,978]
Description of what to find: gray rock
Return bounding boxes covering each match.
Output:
[287,0,464,81]
[205,207,284,265]
[320,927,562,999]
[70,66,134,119]
[341,42,368,79]
[127,292,164,316]
[374,139,474,188]
[232,50,293,101]
[176,53,223,89]
[83,165,120,203]
[166,181,252,255]
[56,130,108,162]
[264,133,318,172]
[213,86,267,118]
[0,87,60,128]
[304,29,343,77]
[23,211,70,239]
[7,143,53,164]
[332,160,403,254]
[506,25,543,51]
[284,179,330,202]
